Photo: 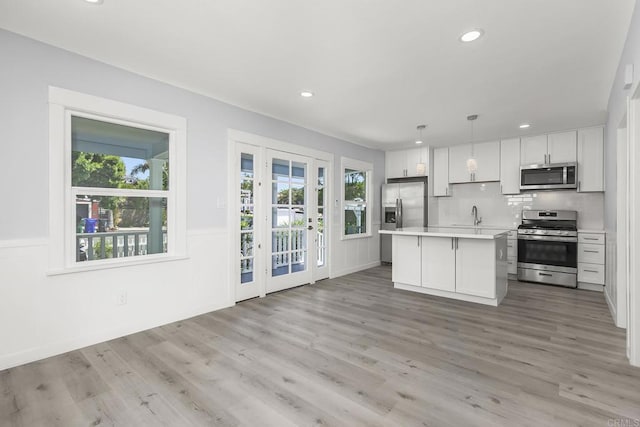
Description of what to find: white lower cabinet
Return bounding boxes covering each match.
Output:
[420,236,501,299]
[421,236,456,291]
[577,232,605,286]
[455,238,497,299]
[392,235,422,286]
[506,233,517,275]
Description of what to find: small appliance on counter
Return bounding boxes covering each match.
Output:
[380,177,428,263]
[517,210,578,288]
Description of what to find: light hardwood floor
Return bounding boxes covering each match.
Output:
[2,265,639,426]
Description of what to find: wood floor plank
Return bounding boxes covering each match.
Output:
[1,265,640,426]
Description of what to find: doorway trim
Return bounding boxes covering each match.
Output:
[629,83,640,366]
[227,129,333,304]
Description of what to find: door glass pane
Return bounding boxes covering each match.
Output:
[272,230,289,252]
[291,251,306,273]
[317,166,327,267]
[272,253,289,277]
[241,258,253,283]
[271,157,307,277]
[272,207,290,228]
[240,153,254,284]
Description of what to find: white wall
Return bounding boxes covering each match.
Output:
[605,1,640,330]
[0,30,384,370]
[431,182,604,230]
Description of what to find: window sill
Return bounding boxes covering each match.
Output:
[46,254,189,276]
[341,233,372,241]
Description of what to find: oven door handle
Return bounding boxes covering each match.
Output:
[517,235,577,243]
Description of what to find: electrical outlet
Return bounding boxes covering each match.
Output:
[116,291,128,306]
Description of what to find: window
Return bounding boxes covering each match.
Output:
[71,117,169,262]
[48,87,186,272]
[341,157,372,239]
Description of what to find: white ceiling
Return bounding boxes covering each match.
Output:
[0,0,634,150]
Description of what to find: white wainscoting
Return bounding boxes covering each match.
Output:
[331,223,381,279]
[0,228,231,371]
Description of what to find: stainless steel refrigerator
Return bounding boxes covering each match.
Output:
[380,177,428,263]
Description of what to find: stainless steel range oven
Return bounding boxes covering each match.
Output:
[517,210,578,288]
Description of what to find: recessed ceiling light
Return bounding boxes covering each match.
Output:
[459,29,483,43]
[519,123,531,129]
[415,140,423,145]
[300,91,314,98]
[84,0,104,4]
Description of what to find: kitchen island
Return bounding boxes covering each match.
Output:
[379,227,509,306]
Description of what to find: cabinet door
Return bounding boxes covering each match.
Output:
[577,127,604,192]
[421,236,456,291]
[433,147,450,196]
[473,141,500,182]
[448,144,472,183]
[521,135,547,165]
[455,238,496,298]
[386,150,407,179]
[392,235,421,286]
[547,131,577,164]
[405,147,429,177]
[500,138,521,194]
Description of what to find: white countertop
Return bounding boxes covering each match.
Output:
[432,224,517,231]
[379,226,509,239]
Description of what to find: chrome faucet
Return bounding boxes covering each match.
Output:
[471,205,482,226]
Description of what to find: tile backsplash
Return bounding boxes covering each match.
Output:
[430,182,604,230]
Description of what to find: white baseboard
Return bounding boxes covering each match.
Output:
[604,286,624,328]
[331,261,381,279]
[394,282,500,307]
[578,282,604,292]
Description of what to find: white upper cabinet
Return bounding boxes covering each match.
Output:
[500,138,520,194]
[386,150,407,179]
[449,141,499,183]
[547,131,577,164]
[521,131,576,165]
[473,141,500,182]
[520,134,548,165]
[448,144,472,183]
[577,126,604,192]
[433,147,450,197]
[385,147,429,179]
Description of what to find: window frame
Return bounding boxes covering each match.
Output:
[48,87,187,274]
[341,157,373,240]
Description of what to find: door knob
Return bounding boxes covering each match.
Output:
[307,225,314,230]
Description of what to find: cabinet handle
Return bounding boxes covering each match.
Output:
[584,250,600,253]
[417,236,420,247]
[583,237,599,241]
[584,269,599,273]
[451,238,454,250]
[539,272,553,277]
[577,181,581,192]
[501,184,503,193]
[548,154,551,163]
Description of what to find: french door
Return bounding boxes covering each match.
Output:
[234,144,329,301]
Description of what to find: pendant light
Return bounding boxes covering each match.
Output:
[466,114,478,174]
[415,124,427,175]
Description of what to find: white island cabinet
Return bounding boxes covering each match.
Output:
[382,227,509,306]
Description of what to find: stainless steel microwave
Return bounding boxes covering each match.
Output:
[520,162,577,191]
